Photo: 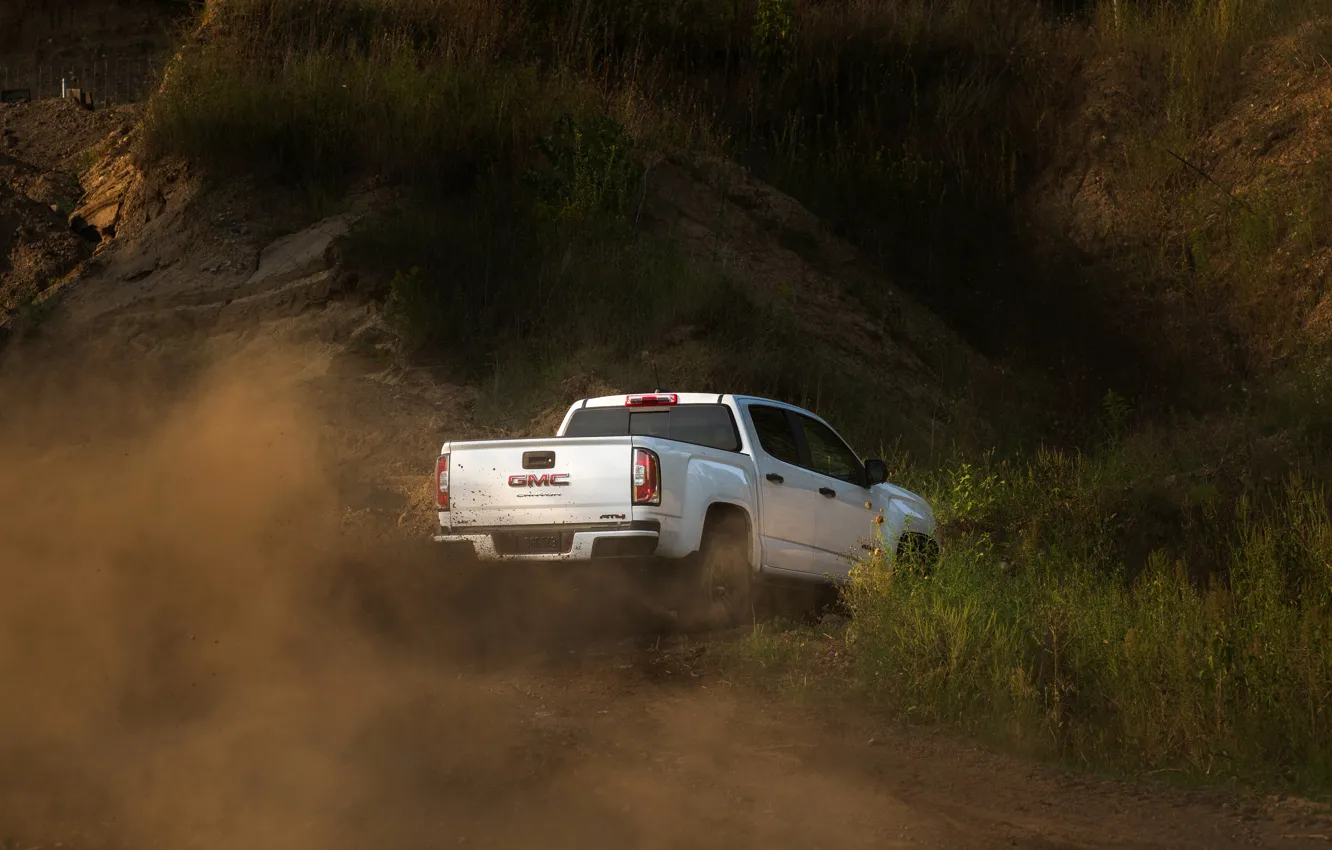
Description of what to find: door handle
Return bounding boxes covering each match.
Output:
[766,473,784,484]
[819,487,836,498]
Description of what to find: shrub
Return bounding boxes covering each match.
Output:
[847,451,1332,786]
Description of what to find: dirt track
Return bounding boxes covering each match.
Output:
[1,343,1331,850]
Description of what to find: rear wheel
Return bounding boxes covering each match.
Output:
[692,515,753,629]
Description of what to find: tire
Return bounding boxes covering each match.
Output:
[693,515,754,630]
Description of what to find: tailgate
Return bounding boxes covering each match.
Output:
[447,437,634,528]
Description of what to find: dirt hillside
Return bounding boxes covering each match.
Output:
[0,96,1001,459]
[1026,16,1332,385]
[0,98,139,324]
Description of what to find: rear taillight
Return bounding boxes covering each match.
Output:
[436,454,450,511]
[632,448,660,506]
[625,393,678,407]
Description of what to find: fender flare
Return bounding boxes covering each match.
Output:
[695,499,759,571]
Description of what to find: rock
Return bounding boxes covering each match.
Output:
[243,215,352,293]
[68,214,101,244]
[820,612,848,629]
[80,198,121,232]
[123,262,156,283]
[349,321,393,352]
[215,269,337,328]
[72,139,140,246]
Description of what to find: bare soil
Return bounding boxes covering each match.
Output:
[0,97,138,317]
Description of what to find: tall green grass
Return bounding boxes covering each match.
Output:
[847,421,1332,786]
[1100,0,1326,132]
[144,0,590,191]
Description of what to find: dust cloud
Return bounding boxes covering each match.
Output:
[0,347,668,850]
[3,345,1313,850]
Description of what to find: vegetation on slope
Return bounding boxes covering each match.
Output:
[143,0,1011,449]
[846,422,1332,787]
[144,0,1332,413]
[737,360,1332,788]
[140,0,1332,789]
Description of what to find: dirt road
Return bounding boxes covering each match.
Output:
[1,344,1330,850]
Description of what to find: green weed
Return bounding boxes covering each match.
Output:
[847,427,1332,788]
[721,618,849,702]
[527,113,644,223]
[9,289,60,337]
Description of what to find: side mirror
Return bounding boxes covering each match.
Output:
[864,458,888,486]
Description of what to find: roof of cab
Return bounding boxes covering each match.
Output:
[578,392,732,408]
[575,393,823,414]
[562,392,839,437]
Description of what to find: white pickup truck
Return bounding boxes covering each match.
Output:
[434,393,939,622]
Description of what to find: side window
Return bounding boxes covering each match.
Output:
[799,415,865,485]
[747,405,801,466]
[665,406,741,452]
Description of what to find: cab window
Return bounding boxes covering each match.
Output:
[747,405,801,466]
[564,404,740,452]
[798,414,865,486]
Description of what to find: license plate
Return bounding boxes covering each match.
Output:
[519,534,561,553]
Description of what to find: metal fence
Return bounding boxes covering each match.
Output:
[0,57,158,106]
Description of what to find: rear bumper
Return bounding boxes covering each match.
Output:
[434,521,660,562]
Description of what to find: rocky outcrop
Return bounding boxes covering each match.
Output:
[73,125,139,240]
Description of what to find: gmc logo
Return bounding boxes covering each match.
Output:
[509,473,571,487]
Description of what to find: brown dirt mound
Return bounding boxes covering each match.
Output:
[0,181,89,311]
[0,99,144,329]
[0,99,136,173]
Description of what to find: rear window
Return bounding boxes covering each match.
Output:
[563,404,741,452]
